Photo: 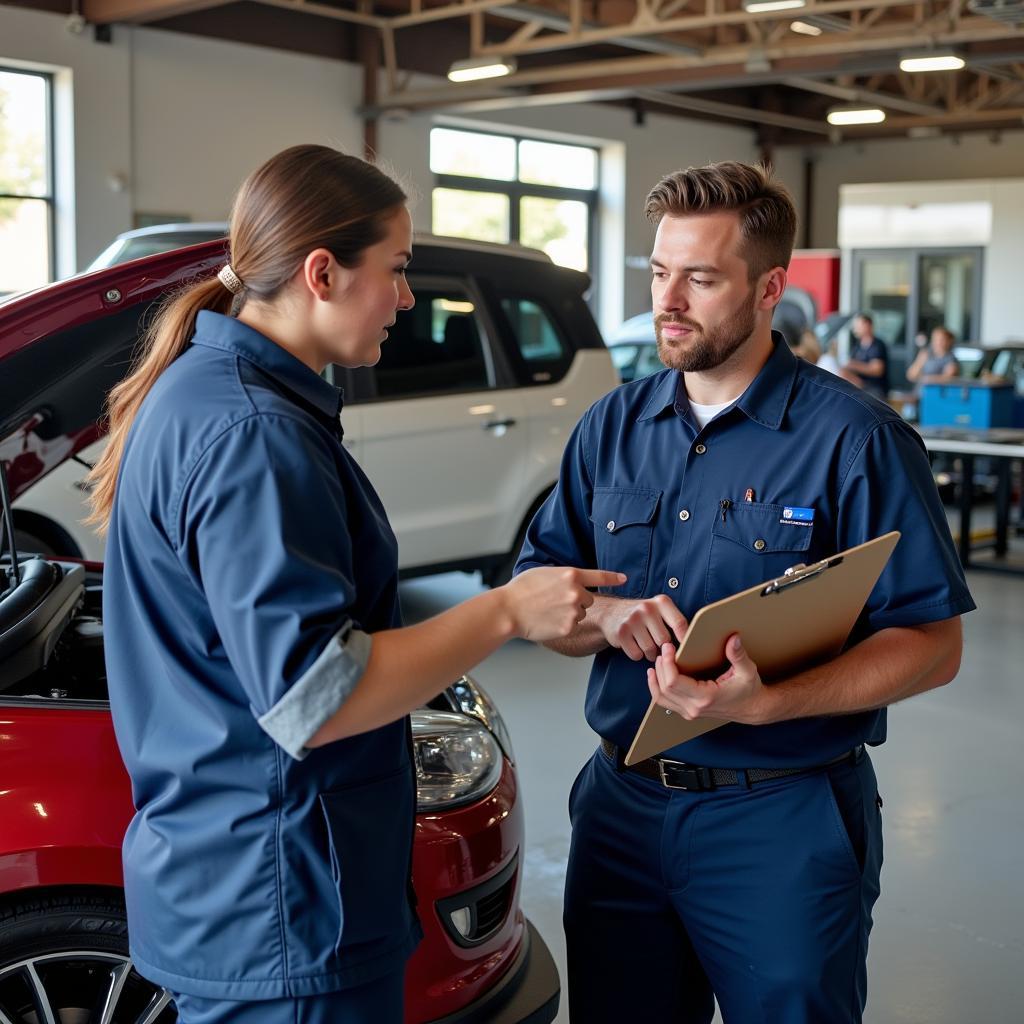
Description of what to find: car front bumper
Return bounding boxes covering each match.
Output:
[426,919,559,1024]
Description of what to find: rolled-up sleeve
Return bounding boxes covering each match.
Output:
[257,623,370,759]
[837,420,976,630]
[176,413,368,758]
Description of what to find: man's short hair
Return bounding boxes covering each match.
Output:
[644,161,797,281]
[856,312,874,326]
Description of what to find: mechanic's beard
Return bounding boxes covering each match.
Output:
[656,288,758,373]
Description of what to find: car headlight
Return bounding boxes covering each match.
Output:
[443,675,515,763]
[412,710,504,811]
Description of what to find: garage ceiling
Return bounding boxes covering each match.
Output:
[8,0,1024,145]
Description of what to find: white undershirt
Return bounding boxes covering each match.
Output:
[688,398,734,430]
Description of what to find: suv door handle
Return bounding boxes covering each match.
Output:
[483,418,517,432]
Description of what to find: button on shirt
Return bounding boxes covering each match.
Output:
[104,311,420,999]
[516,334,974,769]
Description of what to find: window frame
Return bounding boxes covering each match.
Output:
[430,126,599,280]
[0,66,56,285]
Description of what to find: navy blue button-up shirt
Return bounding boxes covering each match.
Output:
[104,311,420,999]
[517,335,974,768]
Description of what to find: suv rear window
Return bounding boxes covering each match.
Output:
[499,295,572,384]
[373,285,491,399]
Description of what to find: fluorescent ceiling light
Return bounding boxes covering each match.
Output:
[826,106,886,125]
[447,56,517,83]
[899,54,966,73]
[743,0,806,11]
[790,20,823,34]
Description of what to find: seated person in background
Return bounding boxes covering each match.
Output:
[907,326,961,386]
[843,313,889,398]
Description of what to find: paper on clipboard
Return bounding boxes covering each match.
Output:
[624,531,900,765]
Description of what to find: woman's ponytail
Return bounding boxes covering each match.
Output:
[86,275,233,531]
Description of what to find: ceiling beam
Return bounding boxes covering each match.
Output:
[252,0,382,28]
[360,79,830,135]
[846,104,1024,129]
[780,75,944,115]
[371,18,1022,104]
[387,0,517,30]
[489,4,701,57]
[633,87,832,133]
[475,0,928,58]
[82,0,229,24]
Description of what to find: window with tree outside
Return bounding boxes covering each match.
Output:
[430,127,597,275]
[0,68,52,299]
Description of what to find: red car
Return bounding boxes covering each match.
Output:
[0,250,560,1023]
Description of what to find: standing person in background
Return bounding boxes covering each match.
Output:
[907,325,961,386]
[843,313,889,398]
[88,144,623,1024]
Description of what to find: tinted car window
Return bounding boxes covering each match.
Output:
[373,286,491,399]
[499,295,572,383]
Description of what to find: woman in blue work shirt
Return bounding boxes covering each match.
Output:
[88,145,620,1024]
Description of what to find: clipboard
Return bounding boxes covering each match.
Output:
[625,531,900,765]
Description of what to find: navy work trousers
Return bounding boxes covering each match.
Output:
[171,970,404,1024]
[564,745,883,1024]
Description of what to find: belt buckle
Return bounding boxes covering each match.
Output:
[656,757,713,791]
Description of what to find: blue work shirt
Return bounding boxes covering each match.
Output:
[104,311,420,999]
[516,335,974,769]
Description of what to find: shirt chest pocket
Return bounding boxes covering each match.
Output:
[590,487,661,599]
[705,502,815,605]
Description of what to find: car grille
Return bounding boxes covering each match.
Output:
[473,879,514,937]
[436,853,518,948]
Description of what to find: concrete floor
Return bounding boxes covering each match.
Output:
[399,561,1024,1024]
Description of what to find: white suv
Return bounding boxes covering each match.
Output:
[13,231,618,586]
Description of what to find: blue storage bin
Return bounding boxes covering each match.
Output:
[919,381,1014,428]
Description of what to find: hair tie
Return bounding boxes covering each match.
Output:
[218,264,244,295]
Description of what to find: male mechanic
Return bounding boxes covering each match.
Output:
[515,161,974,1024]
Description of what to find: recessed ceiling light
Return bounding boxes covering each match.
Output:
[826,106,886,126]
[742,0,806,12]
[899,54,966,73]
[447,56,517,83]
[790,20,823,35]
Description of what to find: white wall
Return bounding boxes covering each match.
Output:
[806,132,1024,251]
[129,29,363,223]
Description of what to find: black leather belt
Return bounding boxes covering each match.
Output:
[600,738,863,792]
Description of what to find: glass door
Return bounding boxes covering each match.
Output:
[918,251,978,344]
[852,248,983,389]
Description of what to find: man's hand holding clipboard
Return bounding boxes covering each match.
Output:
[627,532,901,765]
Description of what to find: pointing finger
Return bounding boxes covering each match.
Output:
[576,569,628,589]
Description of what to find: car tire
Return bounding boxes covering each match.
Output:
[0,890,177,1022]
[482,488,554,589]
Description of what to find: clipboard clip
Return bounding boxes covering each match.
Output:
[761,555,845,596]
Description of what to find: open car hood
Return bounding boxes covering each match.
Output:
[0,240,226,500]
